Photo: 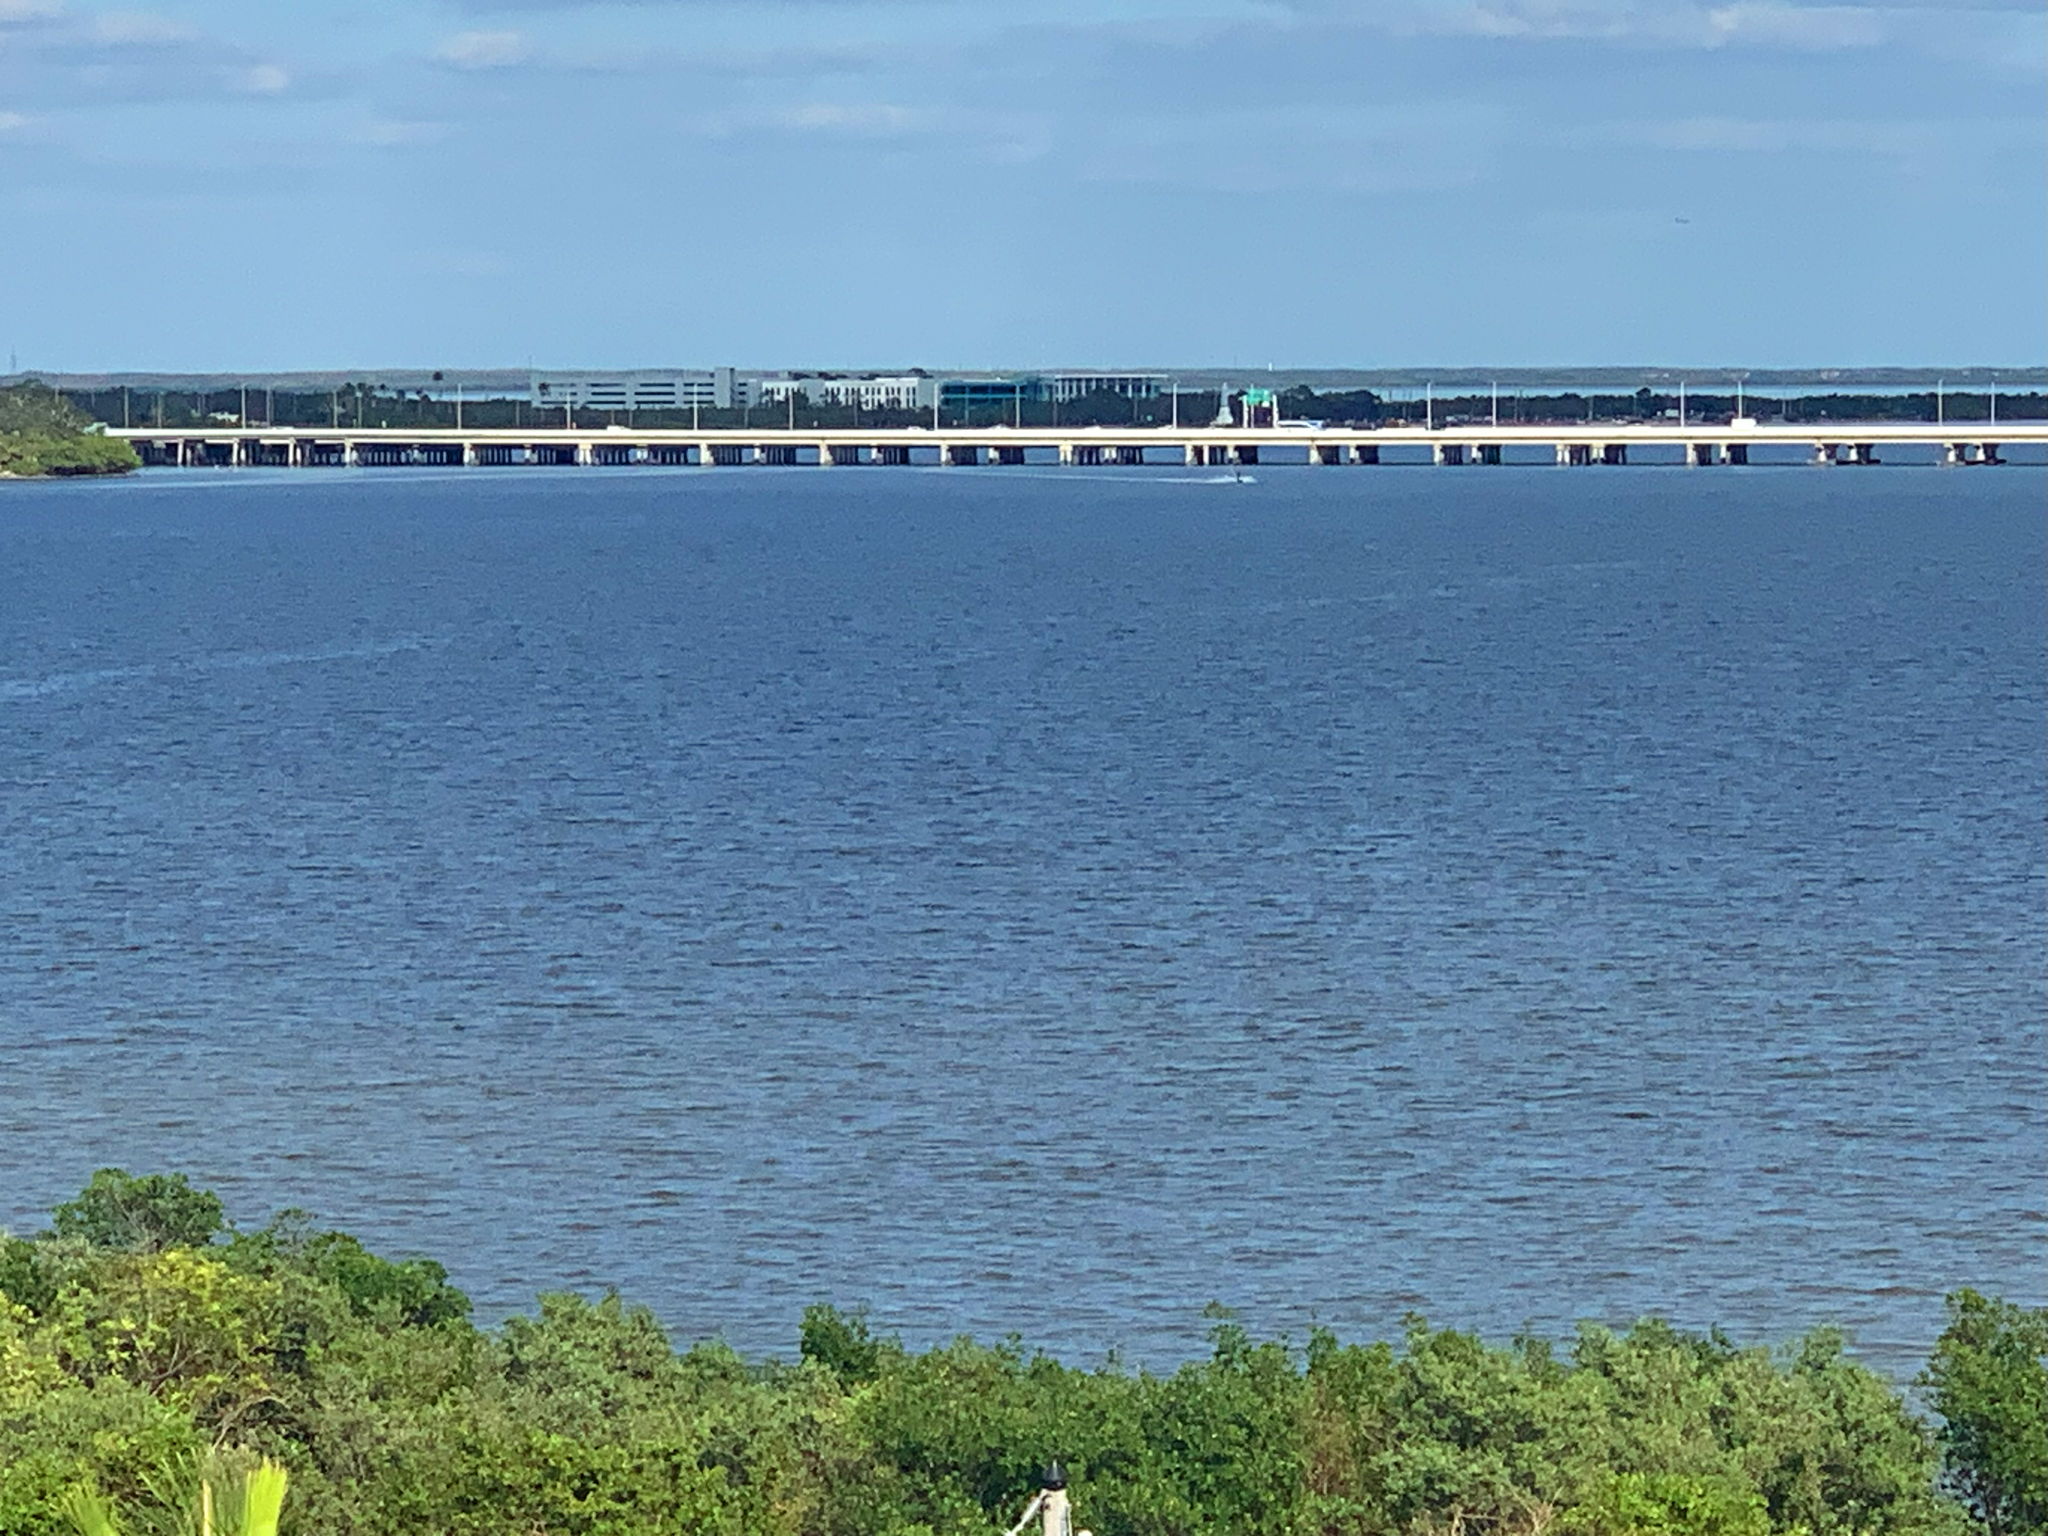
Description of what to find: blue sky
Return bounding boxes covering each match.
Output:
[1,0,2040,372]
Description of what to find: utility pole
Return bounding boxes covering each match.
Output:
[1425,381,1434,432]
[1491,380,1498,428]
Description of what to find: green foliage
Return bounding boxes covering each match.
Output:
[223,1217,470,1330]
[63,1454,289,1536]
[0,384,139,476]
[1923,1291,2048,1536]
[51,1172,224,1253]
[0,380,86,435]
[802,1304,899,1383]
[0,1173,2018,1536]
[1566,1472,1771,1536]
[0,1381,202,1536]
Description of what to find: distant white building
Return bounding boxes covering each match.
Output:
[530,369,743,413]
[935,372,1168,412]
[753,374,937,411]
[1045,372,1165,404]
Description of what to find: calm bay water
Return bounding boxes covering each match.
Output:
[1,464,2041,1378]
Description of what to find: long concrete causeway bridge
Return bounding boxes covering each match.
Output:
[115,420,2044,470]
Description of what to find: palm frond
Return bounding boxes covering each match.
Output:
[61,1487,122,1536]
[237,1463,289,1536]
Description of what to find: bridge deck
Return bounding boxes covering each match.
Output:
[108,420,2047,469]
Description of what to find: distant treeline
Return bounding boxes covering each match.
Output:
[62,384,1226,433]
[0,383,138,476]
[59,383,2048,434]
[1288,387,2048,429]
[3,1169,2044,1536]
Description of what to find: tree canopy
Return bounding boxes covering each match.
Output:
[0,383,139,477]
[1923,1290,2048,1536]
[0,1172,2035,1536]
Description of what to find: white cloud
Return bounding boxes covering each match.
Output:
[1073,100,1498,191]
[434,29,531,69]
[778,102,920,134]
[355,118,451,147]
[0,109,32,131]
[1640,115,1905,153]
[1637,113,2033,156]
[0,0,62,23]
[91,10,197,45]
[1702,3,1885,48]
[239,63,290,94]
[1284,0,1893,47]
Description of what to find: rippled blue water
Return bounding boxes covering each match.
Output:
[1,464,2041,1378]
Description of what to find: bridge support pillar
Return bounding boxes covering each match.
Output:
[1556,444,1590,466]
[1726,443,1749,465]
[1812,442,1839,466]
[1474,443,1501,465]
[1685,443,1720,466]
[1231,444,1258,466]
[1350,443,1380,465]
[1433,442,1465,466]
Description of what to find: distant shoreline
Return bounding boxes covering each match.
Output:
[11,364,2047,395]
